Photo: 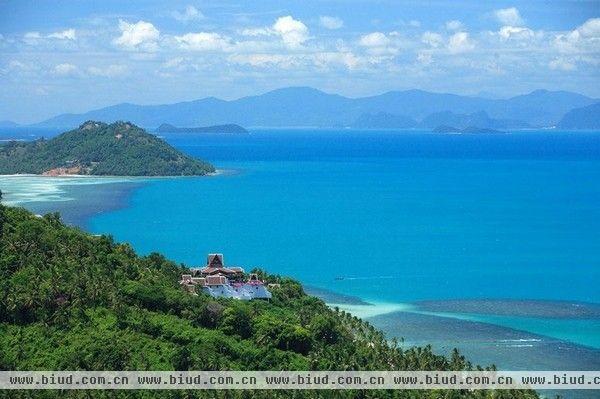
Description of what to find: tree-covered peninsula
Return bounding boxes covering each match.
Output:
[0,203,538,399]
[0,121,215,176]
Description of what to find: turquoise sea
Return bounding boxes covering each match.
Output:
[2,129,600,378]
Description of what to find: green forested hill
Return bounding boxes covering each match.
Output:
[0,121,214,176]
[0,204,537,399]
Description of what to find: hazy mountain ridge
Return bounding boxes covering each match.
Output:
[557,102,600,129]
[33,87,598,129]
[421,111,530,130]
[352,112,418,129]
[0,120,19,128]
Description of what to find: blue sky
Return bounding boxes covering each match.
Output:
[0,0,599,123]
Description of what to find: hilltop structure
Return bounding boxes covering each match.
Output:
[180,254,272,300]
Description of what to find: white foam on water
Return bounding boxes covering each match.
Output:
[0,175,134,206]
[499,338,542,342]
[330,301,415,319]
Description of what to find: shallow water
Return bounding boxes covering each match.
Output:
[0,176,143,227]
[366,310,600,370]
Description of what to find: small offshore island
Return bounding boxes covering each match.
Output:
[0,121,215,176]
[157,123,249,135]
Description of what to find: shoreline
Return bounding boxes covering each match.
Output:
[0,169,234,224]
[0,168,228,179]
[366,309,600,373]
[319,297,600,371]
[310,287,600,350]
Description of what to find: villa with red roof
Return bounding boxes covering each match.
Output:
[181,253,272,300]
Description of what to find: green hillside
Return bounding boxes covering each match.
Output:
[0,121,215,176]
[0,203,537,398]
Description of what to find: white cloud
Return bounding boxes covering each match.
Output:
[421,31,443,48]
[359,32,390,47]
[172,5,204,23]
[174,32,232,51]
[498,26,535,41]
[549,58,576,71]
[157,57,205,76]
[240,27,273,37]
[319,16,344,30]
[87,64,128,77]
[358,32,399,56]
[113,20,160,51]
[576,17,600,38]
[23,31,41,44]
[358,31,406,58]
[445,20,463,31]
[494,7,524,26]
[231,39,280,53]
[447,32,475,53]
[229,51,362,71]
[408,20,421,28]
[1,60,35,75]
[228,54,301,69]
[53,63,78,76]
[24,32,41,39]
[48,29,76,40]
[22,29,77,45]
[272,16,309,48]
[417,51,433,65]
[8,60,28,69]
[313,51,360,69]
[237,16,309,49]
[554,18,600,53]
[162,57,185,69]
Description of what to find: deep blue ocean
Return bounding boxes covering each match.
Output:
[2,129,600,378]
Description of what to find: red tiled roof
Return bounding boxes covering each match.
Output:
[201,266,237,275]
[206,275,228,285]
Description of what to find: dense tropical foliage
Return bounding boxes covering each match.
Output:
[0,204,538,398]
[0,121,214,176]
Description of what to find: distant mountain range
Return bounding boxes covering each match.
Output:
[421,111,529,130]
[351,112,418,129]
[27,87,600,130]
[0,120,19,128]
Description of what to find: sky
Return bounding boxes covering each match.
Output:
[0,0,599,123]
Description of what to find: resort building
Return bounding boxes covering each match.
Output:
[180,253,272,300]
[191,254,245,280]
